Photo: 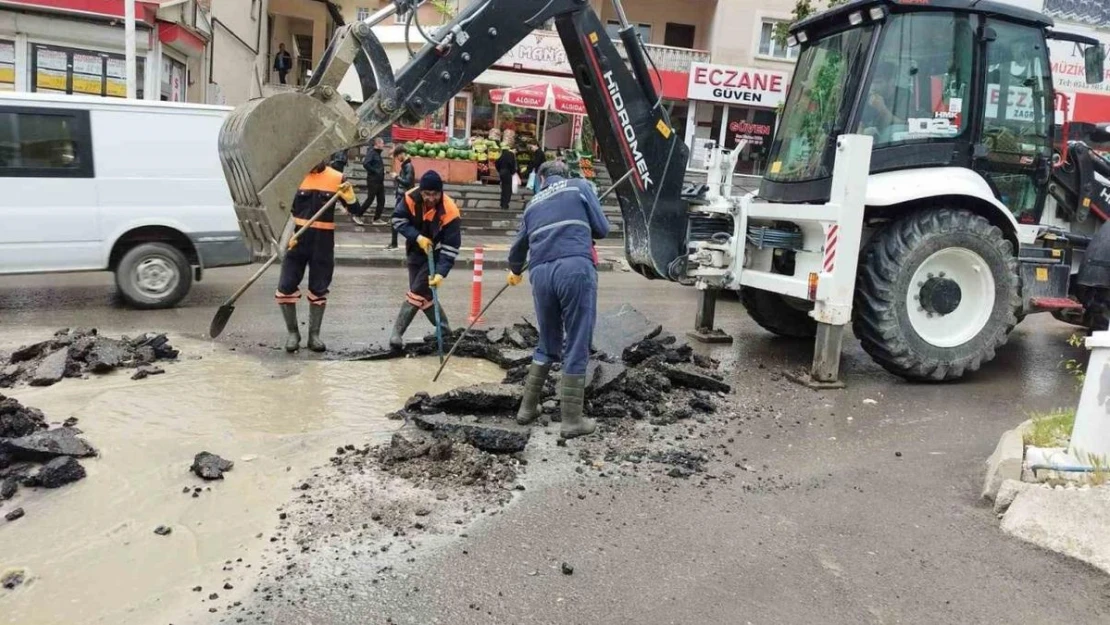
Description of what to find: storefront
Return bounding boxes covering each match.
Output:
[684,62,790,175]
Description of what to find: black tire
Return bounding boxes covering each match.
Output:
[741,288,818,339]
[115,242,193,309]
[853,208,1019,381]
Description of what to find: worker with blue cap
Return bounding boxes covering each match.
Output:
[506,160,610,439]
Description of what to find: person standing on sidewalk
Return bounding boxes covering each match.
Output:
[387,145,416,250]
[275,161,363,353]
[388,171,461,350]
[506,160,610,439]
[274,43,293,85]
[495,147,517,210]
[525,142,546,193]
[360,138,387,227]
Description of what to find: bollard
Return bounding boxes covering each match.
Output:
[1070,331,1110,464]
[468,245,485,324]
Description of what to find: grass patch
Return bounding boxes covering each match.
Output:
[1023,409,1075,448]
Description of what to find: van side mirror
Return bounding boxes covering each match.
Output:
[1085,45,1105,85]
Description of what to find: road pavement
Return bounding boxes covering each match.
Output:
[1,266,1107,624]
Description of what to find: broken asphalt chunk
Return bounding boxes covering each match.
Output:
[410,413,531,453]
[593,304,662,360]
[657,363,731,394]
[0,395,47,439]
[29,349,67,387]
[30,456,86,488]
[426,383,523,414]
[191,452,234,480]
[586,362,627,397]
[3,428,96,462]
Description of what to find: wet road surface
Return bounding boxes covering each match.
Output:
[1,267,1107,624]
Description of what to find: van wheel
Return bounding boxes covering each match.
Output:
[115,243,192,309]
[740,288,818,338]
[853,209,1019,381]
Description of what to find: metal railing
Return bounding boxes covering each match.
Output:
[613,40,710,73]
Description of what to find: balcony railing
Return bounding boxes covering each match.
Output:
[613,41,711,73]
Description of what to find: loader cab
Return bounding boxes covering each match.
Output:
[759,0,1081,225]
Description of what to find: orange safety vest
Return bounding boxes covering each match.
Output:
[292,166,344,230]
[403,187,461,235]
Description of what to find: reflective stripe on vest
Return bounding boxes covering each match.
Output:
[294,217,336,230]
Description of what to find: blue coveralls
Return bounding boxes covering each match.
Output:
[508,175,611,375]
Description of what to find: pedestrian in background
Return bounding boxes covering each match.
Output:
[273,43,292,85]
[507,160,610,439]
[388,171,461,349]
[495,147,517,210]
[525,141,546,193]
[329,147,349,173]
[361,137,387,226]
[388,144,416,250]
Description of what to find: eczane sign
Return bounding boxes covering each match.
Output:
[688,62,790,108]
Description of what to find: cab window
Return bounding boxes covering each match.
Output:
[856,12,974,146]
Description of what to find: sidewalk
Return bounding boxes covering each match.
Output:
[334,231,625,271]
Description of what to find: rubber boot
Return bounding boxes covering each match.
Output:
[389,302,420,351]
[559,374,595,440]
[515,362,551,425]
[424,305,451,335]
[280,303,300,353]
[307,304,327,352]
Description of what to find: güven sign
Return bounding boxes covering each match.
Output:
[688,62,790,108]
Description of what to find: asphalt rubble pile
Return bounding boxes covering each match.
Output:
[0,394,97,521]
[1,328,179,388]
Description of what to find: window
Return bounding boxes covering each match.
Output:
[32,44,145,99]
[356,6,371,21]
[0,40,13,91]
[606,20,652,43]
[0,108,93,178]
[758,20,799,60]
[161,55,187,102]
[855,12,973,147]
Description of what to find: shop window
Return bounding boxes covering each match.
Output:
[758,20,799,60]
[0,40,13,91]
[724,106,777,176]
[31,44,145,99]
[606,21,652,43]
[0,108,93,178]
[856,12,973,147]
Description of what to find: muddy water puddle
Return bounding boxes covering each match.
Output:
[0,333,501,625]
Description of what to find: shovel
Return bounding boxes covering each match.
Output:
[209,192,342,338]
[427,249,445,363]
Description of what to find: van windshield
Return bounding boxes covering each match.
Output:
[765,26,874,183]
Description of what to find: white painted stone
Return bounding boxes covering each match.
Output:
[983,426,1026,501]
[1001,486,1110,575]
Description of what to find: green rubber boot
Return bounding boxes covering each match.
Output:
[280,303,300,353]
[423,305,451,335]
[559,374,595,440]
[307,303,327,352]
[389,302,420,351]
[515,362,551,425]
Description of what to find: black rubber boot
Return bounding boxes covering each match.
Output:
[280,303,300,353]
[390,302,420,351]
[559,374,595,439]
[423,305,451,335]
[307,304,327,352]
[516,362,551,425]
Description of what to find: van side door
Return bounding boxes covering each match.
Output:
[0,106,97,273]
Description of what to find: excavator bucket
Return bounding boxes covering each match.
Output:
[218,90,360,259]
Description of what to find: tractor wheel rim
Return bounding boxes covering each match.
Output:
[907,247,995,348]
[135,257,179,297]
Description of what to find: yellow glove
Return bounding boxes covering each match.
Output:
[337,181,356,204]
[506,272,523,286]
[429,274,444,288]
[416,235,433,254]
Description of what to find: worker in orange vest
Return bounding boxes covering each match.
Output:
[275,161,362,353]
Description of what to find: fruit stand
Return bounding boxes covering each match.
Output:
[397,139,479,184]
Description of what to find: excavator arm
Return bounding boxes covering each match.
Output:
[218,0,689,279]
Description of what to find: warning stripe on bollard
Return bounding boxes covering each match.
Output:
[468,245,485,324]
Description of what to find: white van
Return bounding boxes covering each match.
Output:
[0,92,250,309]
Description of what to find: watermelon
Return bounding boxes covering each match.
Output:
[437,150,447,159]
[446,148,457,159]
[414,140,425,149]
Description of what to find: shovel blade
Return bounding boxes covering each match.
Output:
[218,91,359,259]
[209,304,235,339]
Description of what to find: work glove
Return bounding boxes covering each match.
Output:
[416,235,434,254]
[429,274,444,288]
[337,181,356,204]
[506,272,523,287]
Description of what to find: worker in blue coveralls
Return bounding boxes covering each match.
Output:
[506,160,610,440]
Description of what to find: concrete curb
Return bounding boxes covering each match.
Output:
[333,254,617,272]
[1000,484,1110,575]
[982,419,1032,501]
